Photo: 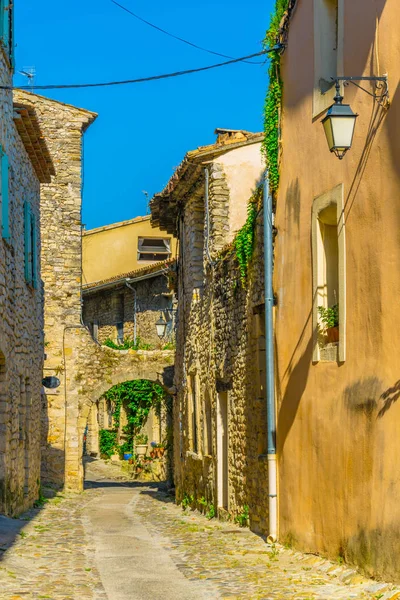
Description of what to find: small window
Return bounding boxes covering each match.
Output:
[313,0,343,116]
[189,374,199,454]
[203,390,212,456]
[138,237,171,262]
[0,147,9,240]
[24,202,38,288]
[312,184,346,362]
[0,0,13,67]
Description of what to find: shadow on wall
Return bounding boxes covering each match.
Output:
[40,390,65,489]
[277,316,314,455]
[346,525,400,583]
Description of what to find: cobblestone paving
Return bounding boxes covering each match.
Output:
[0,460,398,600]
[134,487,398,600]
[0,491,107,600]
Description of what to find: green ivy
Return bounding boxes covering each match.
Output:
[102,380,168,454]
[234,189,262,285]
[262,0,290,197]
[99,429,117,458]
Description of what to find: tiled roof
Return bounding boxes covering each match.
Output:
[150,129,263,235]
[13,103,55,183]
[82,258,176,293]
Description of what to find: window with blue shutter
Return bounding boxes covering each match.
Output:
[0,0,13,67]
[1,146,9,240]
[24,202,38,288]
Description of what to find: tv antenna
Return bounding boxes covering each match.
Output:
[19,66,36,86]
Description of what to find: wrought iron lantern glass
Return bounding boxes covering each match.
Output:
[156,313,167,339]
[322,83,358,160]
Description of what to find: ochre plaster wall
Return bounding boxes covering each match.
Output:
[274,0,400,581]
[82,217,177,285]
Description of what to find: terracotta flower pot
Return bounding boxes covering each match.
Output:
[150,450,156,459]
[326,326,339,343]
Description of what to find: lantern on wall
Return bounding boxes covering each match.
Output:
[322,85,358,160]
[155,313,167,339]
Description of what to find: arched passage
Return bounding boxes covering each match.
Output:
[71,342,175,489]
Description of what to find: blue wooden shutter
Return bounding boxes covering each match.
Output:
[31,212,38,288]
[1,0,9,53]
[24,201,32,285]
[1,148,9,240]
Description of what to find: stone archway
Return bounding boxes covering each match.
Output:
[42,323,174,492]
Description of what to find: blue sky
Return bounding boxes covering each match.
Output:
[15,1,273,229]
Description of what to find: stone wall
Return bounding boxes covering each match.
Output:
[0,66,43,515]
[12,90,98,490]
[172,162,269,533]
[82,274,175,348]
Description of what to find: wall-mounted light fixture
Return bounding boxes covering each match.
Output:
[155,313,167,339]
[322,76,389,159]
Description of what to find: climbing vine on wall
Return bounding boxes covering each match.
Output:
[102,380,167,451]
[262,0,290,198]
[234,187,262,285]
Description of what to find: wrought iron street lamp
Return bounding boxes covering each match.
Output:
[156,313,167,339]
[322,76,389,159]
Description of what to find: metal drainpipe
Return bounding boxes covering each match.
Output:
[263,174,278,543]
[125,281,137,346]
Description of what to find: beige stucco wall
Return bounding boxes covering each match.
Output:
[217,142,264,238]
[82,217,177,285]
[0,67,43,515]
[275,0,400,581]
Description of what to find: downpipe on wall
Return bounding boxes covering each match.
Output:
[263,174,278,543]
[125,281,137,345]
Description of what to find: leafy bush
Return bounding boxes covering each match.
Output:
[318,304,339,329]
[103,337,153,351]
[99,429,117,458]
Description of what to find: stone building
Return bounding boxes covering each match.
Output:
[151,129,268,529]
[12,92,176,492]
[272,0,400,582]
[0,15,56,513]
[82,216,177,347]
[12,90,98,490]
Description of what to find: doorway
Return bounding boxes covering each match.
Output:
[217,391,228,509]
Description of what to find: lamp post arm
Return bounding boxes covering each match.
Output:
[332,75,389,106]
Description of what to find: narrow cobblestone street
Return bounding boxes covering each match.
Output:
[0,460,397,600]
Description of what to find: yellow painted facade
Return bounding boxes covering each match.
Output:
[82,216,177,285]
[275,0,400,582]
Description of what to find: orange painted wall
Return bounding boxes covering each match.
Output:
[275,0,400,581]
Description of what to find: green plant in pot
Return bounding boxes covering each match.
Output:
[135,433,148,458]
[318,304,339,343]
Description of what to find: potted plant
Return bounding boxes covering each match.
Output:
[135,433,148,457]
[150,441,157,459]
[318,304,339,343]
[155,443,165,458]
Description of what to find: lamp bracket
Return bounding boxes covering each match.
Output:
[332,76,389,107]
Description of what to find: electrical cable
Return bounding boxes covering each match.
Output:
[6,49,279,91]
[111,0,264,64]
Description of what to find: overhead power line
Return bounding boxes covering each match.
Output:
[111,0,264,65]
[7,49,280,91]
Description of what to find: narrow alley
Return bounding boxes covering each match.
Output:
[0,460,396,600]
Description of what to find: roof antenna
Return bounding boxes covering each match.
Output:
[19,66,36,86]
[142,190,150,213]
